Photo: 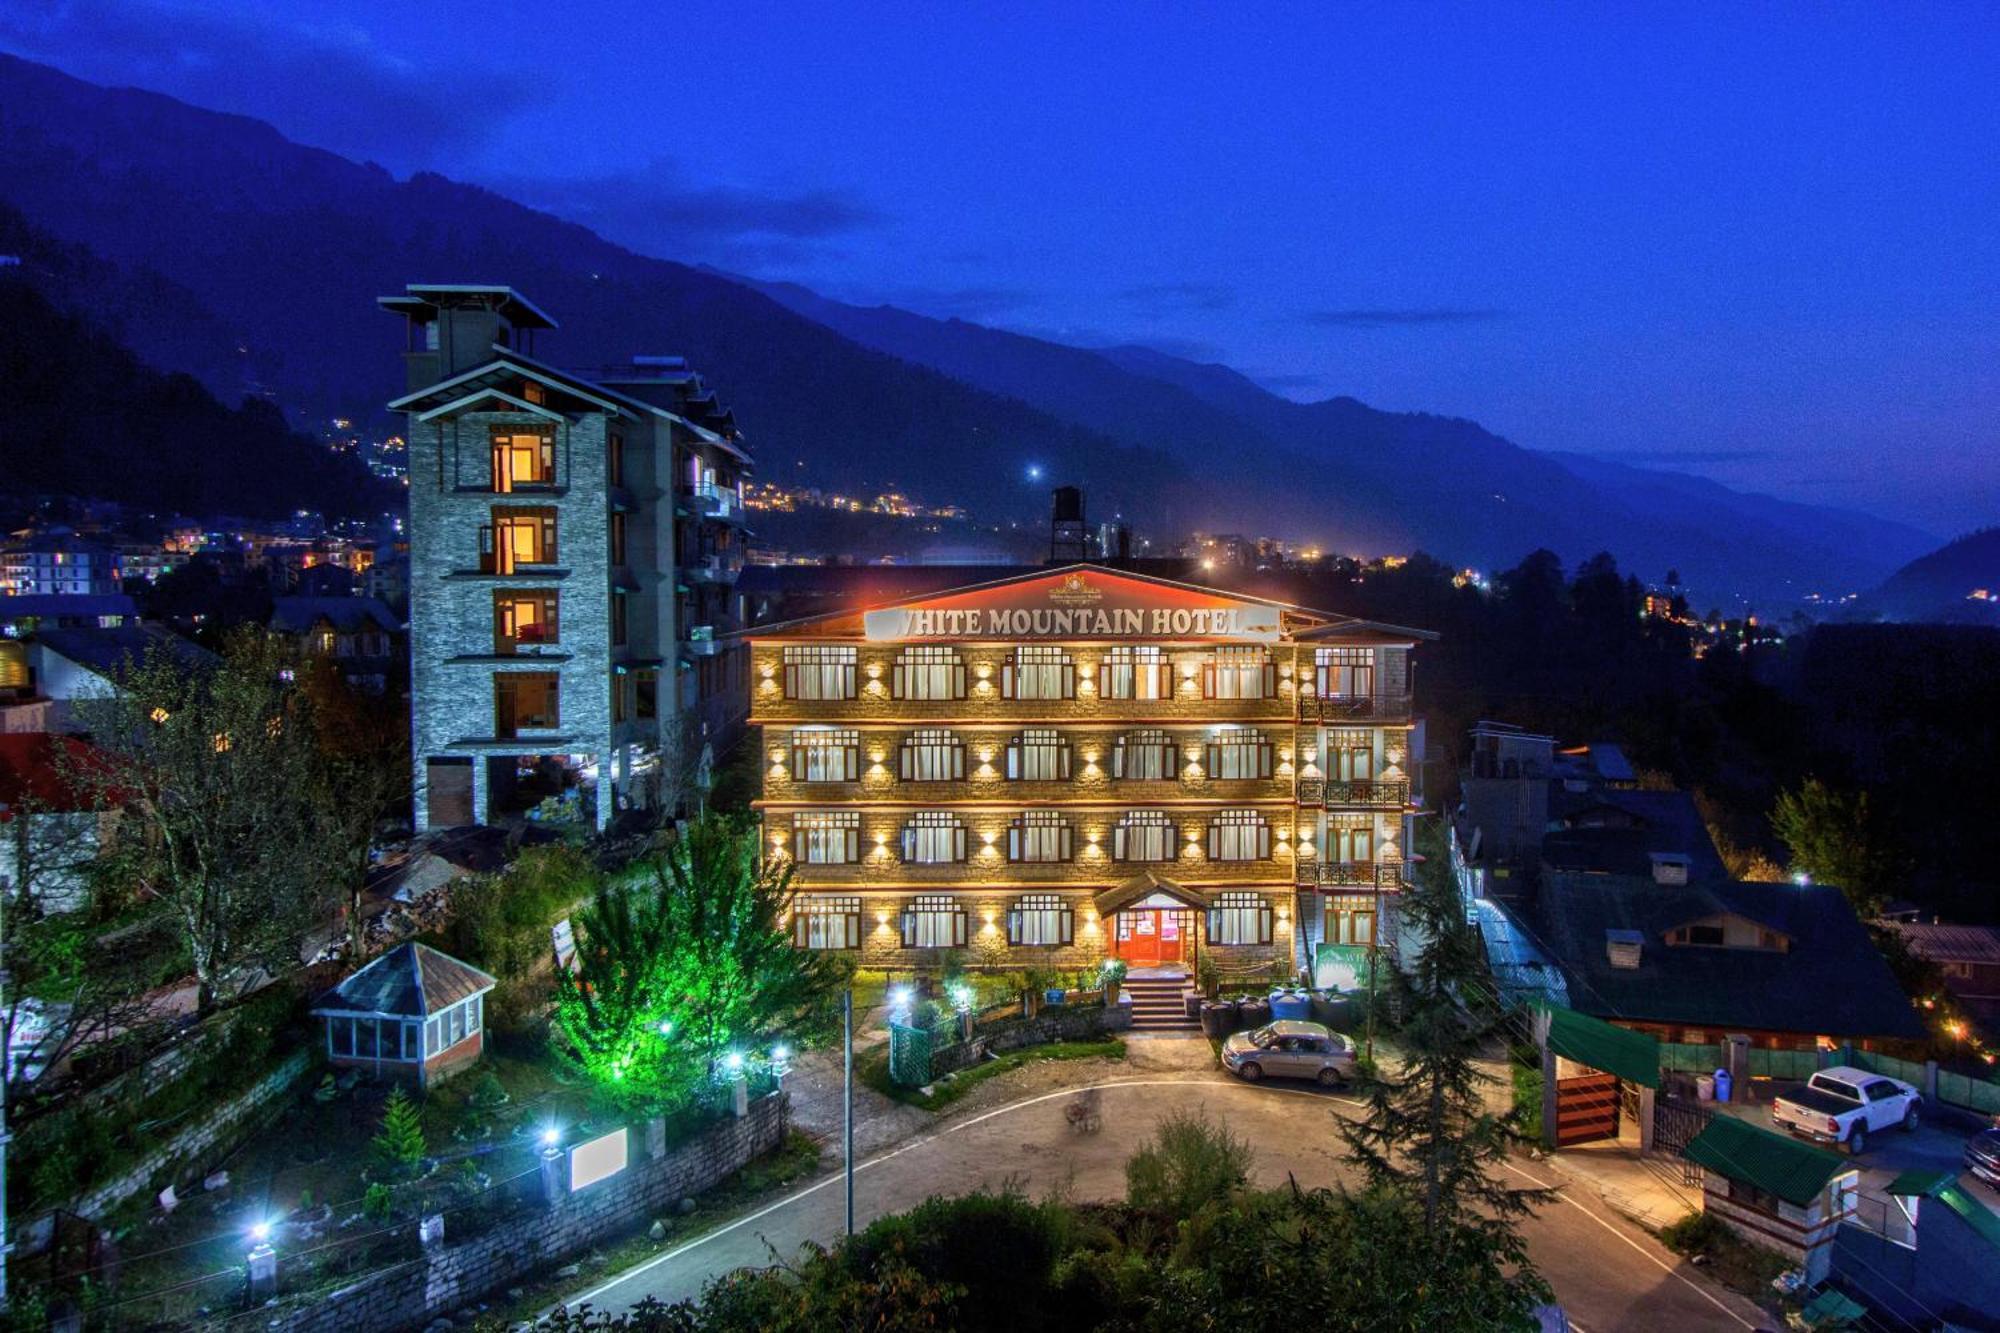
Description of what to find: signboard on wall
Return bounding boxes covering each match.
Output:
[862,570,1283,642]
[568,1126,628,1192]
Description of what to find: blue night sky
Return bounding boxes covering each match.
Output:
[6,2,1997,534]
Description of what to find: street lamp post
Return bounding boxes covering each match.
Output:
[843,985,854,1236]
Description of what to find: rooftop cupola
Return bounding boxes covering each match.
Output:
[378,284,559,393]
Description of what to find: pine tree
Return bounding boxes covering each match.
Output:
[372,1086,427,1177]
[1338,822,1551,1301]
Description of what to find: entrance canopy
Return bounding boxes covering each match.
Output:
[1539,1003,1661,1089]
[1095,871,1210,918]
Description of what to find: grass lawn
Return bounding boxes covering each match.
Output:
[859,1038,1127,1111]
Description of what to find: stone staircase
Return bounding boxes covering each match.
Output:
[1122,973,1198,1031]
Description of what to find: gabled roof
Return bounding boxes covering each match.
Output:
[1094,871,1211,916]
[314,943,496,1019]
[749,563,1435,643]
[1885,921,2000,967]
[387,354,628,418]
[1684,1114,1850,1206]
[269,596,399,636]
[378,285,557,329]
[1531,876,1923,1039]
[35,625,218,679]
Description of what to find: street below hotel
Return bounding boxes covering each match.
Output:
[562,1046,1770,1332]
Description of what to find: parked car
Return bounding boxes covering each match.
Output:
[1771,1066,1921,1154]
[1965,1118,2000,1189]
[1221,1019,1356,1086]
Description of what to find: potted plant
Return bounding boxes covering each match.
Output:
[1098,958,1127,1005]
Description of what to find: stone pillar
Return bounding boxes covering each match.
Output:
[246,1241,277,1301]
[419,1214,445,1250]
[647,1117,667,1161]
[471,758,492,827]
[595,752,612,832]
[1923,1058,1939,1101]
[1540,1042,1559,1152]
[1637,1084,1657,1152]
[1724,1033,1750,1095]
[540,1146,567,1207]
[730,1075,750,1119]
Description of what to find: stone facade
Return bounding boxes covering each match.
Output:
[270,1092,789,1333]
[750,567,1431,976]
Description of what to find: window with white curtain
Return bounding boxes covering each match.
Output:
[1007,810,1073,862]
[892,645,965,699]
[1316,647,1375,700]
[794,811,861,864]
[1206,808,1272,861]
[1113,809,1178,861]
[1204,646,1273,699]
[1208,891,1273,945]
[782,645,857,699]
[1006,727,1072,780]
[1003,645,1075,699]
[1008,893,1074,945]
[794,895,862,949]
[1327,817,1375,865]
[899,728,966,781]
[1205,726,1274,779]
[1102,645,1170,699]
[1112,728,1179,780]
[900,810,967,863]
[901,895,967,948]
[790,728,860,781]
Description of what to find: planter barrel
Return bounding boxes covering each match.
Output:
[1238,997,1271,1030]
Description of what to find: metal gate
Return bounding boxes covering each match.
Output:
[1651,1094,1714,1186]
[1555,1072,1621,1146]
[888,1021,933,1087]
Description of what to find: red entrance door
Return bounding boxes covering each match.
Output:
[1115,910,1186,966]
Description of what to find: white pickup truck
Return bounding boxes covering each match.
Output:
[1771,1066,1921,1155]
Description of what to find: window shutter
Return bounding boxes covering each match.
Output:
[1206,823,1219,859]
[1059,823,1073,860]
[1060,905,1075,944]
[1263,660,1277,698]
[1005,739,1019,779]
[1007,908,1022,945]
[1058,741,1073,779]
[1258,823,1272,859]
[1062,662,1076,698]
[845,745,860,781]
[952,745,965,780]
[794,915,811,947]
[1260,901,1275,944]
[1207,906,1222,940]
[844,825,859,863]
[900,908,916,948]
[954,910,968,947]
[953,824,967,862]
[1202,661,1216,698]
[899,743,913,781]
[1001,660,1016,698]
[1111,738,1125,779]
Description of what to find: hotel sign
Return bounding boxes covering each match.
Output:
[861,572,1282,642]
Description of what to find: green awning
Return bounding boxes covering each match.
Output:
[1540,1003,1660,1089]
[1683,1115,1849,1207]
[1937,1185,2000,1252]
[1886,1169,1954,1198]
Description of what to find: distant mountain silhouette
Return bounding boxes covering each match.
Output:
[0,53,1937,600]
[1862,528,2000,624]
[0,229,394,519]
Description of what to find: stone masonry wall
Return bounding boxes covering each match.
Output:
[270,1092,789,1333]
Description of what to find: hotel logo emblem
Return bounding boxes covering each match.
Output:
[1049,572,1101,607]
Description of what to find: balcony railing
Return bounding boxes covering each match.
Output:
[686,624,724,656]
[1293,860,1407,889]
[683,553,744,584]
[685,484,743,522]
[1294,778,1409,808]
[1295,692,1414,724]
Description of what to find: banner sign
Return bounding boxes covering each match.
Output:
[861,571,1282,642]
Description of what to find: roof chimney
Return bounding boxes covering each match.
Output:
[1606,929,1643,970]
[1649,852,1691,887]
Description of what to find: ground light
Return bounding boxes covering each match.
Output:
[539,1125,562,1150]
[246,1218,277,1299]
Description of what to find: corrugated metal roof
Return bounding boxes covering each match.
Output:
[1683,1114,1849,1207]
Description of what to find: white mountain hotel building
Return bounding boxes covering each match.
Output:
[751,566,1433,977]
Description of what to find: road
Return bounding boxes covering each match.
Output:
[566,1078,1771,1332]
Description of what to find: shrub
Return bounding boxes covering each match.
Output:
[441,843,599,1032]
[1660,1208,1732,1255]
[370,1087,427,1177]
[1124,1110,1252,1217]
[361,1181,396,1221]
[845,1190,1071,1333]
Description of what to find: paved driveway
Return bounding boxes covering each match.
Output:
[565,1077,1769,1332]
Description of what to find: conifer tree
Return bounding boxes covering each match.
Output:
[372,1086,427,1177]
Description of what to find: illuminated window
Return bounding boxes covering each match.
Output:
[500,588,572,656]
[1325,894,1376,945]
[490,427,555,492]
[1007,810,1073,863]
[1206,809,1272,861]
[1008,893,1074,945]
[1112,809,1177,862]
[1330,730,1375,780]
[1208,891,1273,945]
[1327,817,1376,865]
[900,894,968,948]
[1204,646,1274,699]
[1316,647,1375,700]
[900,811,967,864]
[795,895,862,949]
[782,646,857,700]
[494,671,559,737]
[1002,645,1075,699]
[891,645,965,700]
[793,811,861,864]
[1005,727,1072,780]
[899,728,966,781]
[1206,726,1274,779]
[485,507,556,572]
[1102,645,1170,700]
[790,728,860,782]
[1112,728,1178,780]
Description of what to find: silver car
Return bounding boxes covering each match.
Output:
[1221,1019,1356,1087]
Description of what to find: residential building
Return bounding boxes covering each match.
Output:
[310,943,496,1087]
[1451,722,1921,1049]
[383,285,752,831]
[269,595,401,693]
[28,625,217,731]
[0,531,121,596]
[1881,920,2000,1041]
[749,564,1433,977]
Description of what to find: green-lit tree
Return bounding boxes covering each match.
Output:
[1771,776,1901,914]
[371,1086,427,1177]
[552,815,846,1112]
[1337,828,1551,1305]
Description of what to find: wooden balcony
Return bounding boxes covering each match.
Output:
[1292,778,1409,809]
[1294,692,1415,725]
[1293,860,1407,889]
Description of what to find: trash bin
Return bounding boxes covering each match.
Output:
[1695,1073,1716,1101]
[1713,1068,1733,1103]
[1184,992,1204,1022]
